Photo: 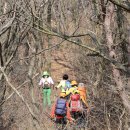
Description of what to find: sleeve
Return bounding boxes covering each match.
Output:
[56,80,62,88]
[49,77,54,84]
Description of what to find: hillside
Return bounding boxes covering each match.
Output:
[0,0,130,130]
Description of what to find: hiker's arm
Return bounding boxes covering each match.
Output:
[49,77,55,89]
[39,78,45,88]
[56,81,62,89]
[49,77,54,84]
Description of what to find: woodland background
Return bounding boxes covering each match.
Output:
[0,0,130,130]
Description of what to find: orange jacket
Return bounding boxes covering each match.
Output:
[78,86,89,108]
[50,100,72,121]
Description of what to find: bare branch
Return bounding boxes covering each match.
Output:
[0,8,16,36]
[0,67,38,121]
[0,73,39,106]
[15,17,127,71]
[109,0,130,12]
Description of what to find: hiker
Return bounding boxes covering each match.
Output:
[66,80,78,96]
[69,90,86,126]
[78,83,89,108]
[68,83,89,127]
[50,92,72,124]
[69,90,83,113]
[39,71,54,108]
[56,74,71,93]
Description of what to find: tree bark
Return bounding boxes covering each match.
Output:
[104,2,130,115]
[46,0,52,73]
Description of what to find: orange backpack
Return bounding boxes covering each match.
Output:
[78,83,88,107]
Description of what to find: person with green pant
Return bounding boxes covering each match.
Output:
[39,71,54,108]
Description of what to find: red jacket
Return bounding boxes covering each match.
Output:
[50,101,72,121]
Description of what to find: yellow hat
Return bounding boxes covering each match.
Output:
[60,92,66,98]
[71,80,78,86]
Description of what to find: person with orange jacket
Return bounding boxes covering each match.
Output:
[50,92,72,124]
[78,83,89,109]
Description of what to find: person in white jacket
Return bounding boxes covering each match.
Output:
[39,71,54,108]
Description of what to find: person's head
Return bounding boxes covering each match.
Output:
[63,74,68,80]
[42,71,49,78]
[59,92,66,98]
[71,80,78,87]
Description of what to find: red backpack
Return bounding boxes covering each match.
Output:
[70,94,83,112]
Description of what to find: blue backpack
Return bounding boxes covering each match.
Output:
[55,98,67,116]
[64,80,71,91]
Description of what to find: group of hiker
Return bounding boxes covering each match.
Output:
[39,71,89,124]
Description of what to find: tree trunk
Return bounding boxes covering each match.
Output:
[104,2,130,115]
[46,0,52,73]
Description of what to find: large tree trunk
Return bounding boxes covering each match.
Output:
[128,24,130,75]
[0,1,8,128]
[104,2,130,116]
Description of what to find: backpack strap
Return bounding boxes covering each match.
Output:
[64,80,71,91]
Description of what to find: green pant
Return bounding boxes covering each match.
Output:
[42,88,51,107]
